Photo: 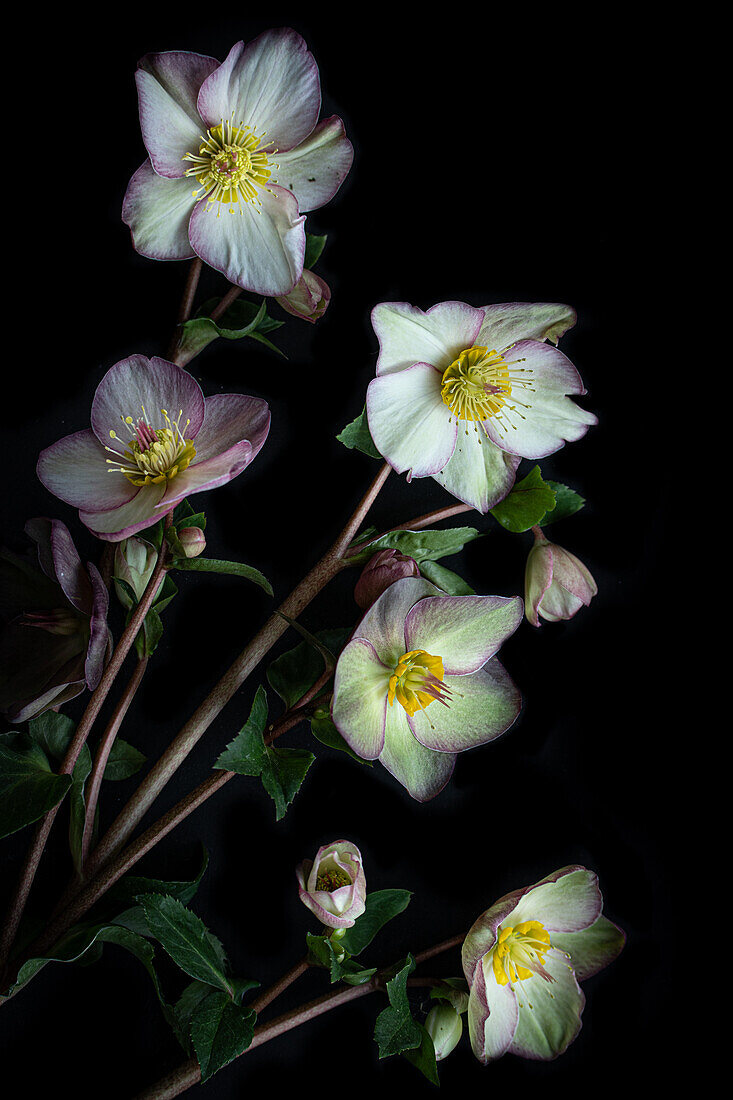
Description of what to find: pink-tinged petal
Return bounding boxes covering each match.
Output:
[136,51,219,177]
[462,893,528,981]
[331,638,390,759]
[371,301,485,377]
[91,355,205,446]
[404,594,523,675]
[24,518,92,615]
[156,440,253,509]
[197,31,320,152]
[274,116,353,212]
[80,483,167,542]
[551,915,625,982]
[8,680,86,725]
[466,959,518,1064]
[482,340,597,459]
[367,364,457,478]
[189,184,305,295]
[379,700,455,802]
[408,659,521,753]
[433,430,521,514]
[276,269,330,323]
[353,576,439,667]
[525,542,555,627]
[122,160,196,261]
[478,302,577,350]
[510,866,603,933]
[84,561,110,690]
[191,393,270,462]
[508,953,584,1060]
[37,429,137,512]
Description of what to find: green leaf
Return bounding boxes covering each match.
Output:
[103,739,146,781]
[137,894,232,995]
[26,711,76,760]
[260,746,314,821]
[349,526,482,568]
[539,481,586,526]
[306,931,346,982]
[403,1023,440,1085]
[190,991,256,1082]
[171,556,272,596]
[68,744,92,874]
[0,742,72,839]
[310,711,372,766]
[340,890,413,957]
[304,232,327,269]
[489,465,557,533]
[215,686,269,776]
[267,627,351,709]
[373,955,422,1059]
[419,560,476,595]
[176,298,284,366]
[336,406,382,460]
[108,847,209,909]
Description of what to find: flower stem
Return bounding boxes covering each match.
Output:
[0,527,170,979]
[168,258,203,361]
[208,284,243,324]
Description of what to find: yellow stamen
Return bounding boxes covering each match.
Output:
[183,117,277,213]
[440,345,534,433]
[387,649,450,718]
[491,920,554,986]
[105,407,196,486]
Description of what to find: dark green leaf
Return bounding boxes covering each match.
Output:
[336,406,382,460]
[137,894,232,995]
[171,557,272,596]
[190,991,256,1082]
[305,931,346,982]
[108,847,209,909]
[489,465,557,533]
[68,744,92,874]
[419,560,476,595]
[0,742,72,839]
[310,712,372,765]
[103,739,146,781]
[260,745,314,821]
[403,1023,440,1084]
[373,955,422,1058]
[348,526,482,567]
[267,628,351,709]
[26,711,76,760]
[304,232,327,269]
[214,686,269,775]
[539,481,586,526]
[340,890,413,956]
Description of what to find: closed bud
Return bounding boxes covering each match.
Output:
[425,1004,463,1061]
[275,269,331,323]
[354,548,421,610]
[177,527,206,558]
[525,527,598,626]
[114,536,161,609]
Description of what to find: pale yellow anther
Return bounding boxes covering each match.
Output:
[183,117,275,210]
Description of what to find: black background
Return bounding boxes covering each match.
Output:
[1,10,675,1098]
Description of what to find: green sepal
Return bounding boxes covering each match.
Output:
[373,955,422,1059]
[489,465,557,532]
[336,406,382,460]
[403,1023,440,1085]
[538,480,586,526]
[348,526,482,568]
[340,889,413,957]
[170,556,272,596]
[190,991,257,1082]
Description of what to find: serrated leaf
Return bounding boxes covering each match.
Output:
[336,406,382,460]
[171,556,272,596]
[490,465,557,533]
[348,526,482,567]
[215,686,269,775]
[403,1023,440,1084]
[108,846,209,909]
[340,890,413,957]
[137,894,232,995]
[103,738,146,781]
[0,742,72,839]
[260,745,314,821]
[374,955,421,1058]
[539,481,586,526]
[190,991,256,1082]
[419,560,476,595]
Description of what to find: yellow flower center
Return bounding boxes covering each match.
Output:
[105,408,196,486]
[315,869,351,892]
[183,118,276,211]
[491,920,553,986]
[440,345,534,432]
[387,649,452,718]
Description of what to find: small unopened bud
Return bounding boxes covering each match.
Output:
[354,548,421,610]
[114,536,161,608]
[177,527,206,558]
[425,1004,463,1061]
[525,526,597,626]
[275,269,331,323]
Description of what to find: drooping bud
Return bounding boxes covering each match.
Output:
[425,1003,463,1061]
[296,840,367,929]
[524,527,597,627]
[354,548,421,610]
[177,527,206,558]
[275,269,331,323]
[113,536,162,609]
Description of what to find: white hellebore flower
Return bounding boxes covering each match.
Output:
[123,29,353,296]
[367,301,597,513]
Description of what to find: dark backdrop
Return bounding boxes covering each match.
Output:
[1,10,673,1098]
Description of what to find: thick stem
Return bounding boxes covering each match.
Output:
[208,284,242,324]
[167,258,203,361]
[79,657,149,869]
[249,957,309,1015]
[0,529,171,977]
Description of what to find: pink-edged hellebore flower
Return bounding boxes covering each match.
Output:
[525,527,597,626]
[296,840,367,929]
[122,29,353,297]
[462,865,624,1064]
[367,302,597,513]
[353,548,421,610]
[275,268,331,322]
[0,519,110,722]
[37,354,270,542]
[331,577,523,801]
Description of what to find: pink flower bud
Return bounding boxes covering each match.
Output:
[296,840,367,929]
[275,269,331,323]
[525,527,597,626]
[354,548,421,610]
[177,527,206,558]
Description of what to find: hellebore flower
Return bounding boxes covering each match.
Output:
[367,301,597,513]
[37,354,270,542]
[296,840,367,929]
[462,865,625,1064]
[122,29,353,297]
[275,269,331,323]
[353,548,421,610]
[0,519,110,722]
[331,577,523,801]
[525,527,597,626]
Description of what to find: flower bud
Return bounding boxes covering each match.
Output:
[296,840,367,929]
[177,527,206,558]
[275,269,331,323]
[425,1004,463,1061]
[525,527,598,626]
[113,536,161,609]
[354,548,421,610]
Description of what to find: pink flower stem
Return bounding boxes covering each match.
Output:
[208,284,243,324]
[167,258,203,361]
[0,524,172,982]
[133,933,465,1100]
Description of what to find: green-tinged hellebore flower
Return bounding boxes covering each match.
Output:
[462,866,624,1064]
[296,840,367,929]
[525,527,597,626]
[0,519,110,722]
[275,269,331,323]
[353,548,421,610]
[425,1003,464,1061]
[332,577,523,801]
